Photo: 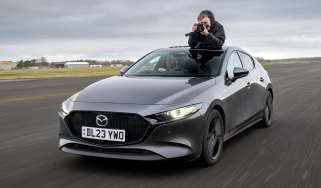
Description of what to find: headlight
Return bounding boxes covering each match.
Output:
[58,100,71,118]
[145,103,202,124]
[57,92,79,118]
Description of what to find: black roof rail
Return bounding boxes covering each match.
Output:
[169,46,189,48]
[168,46,227,51]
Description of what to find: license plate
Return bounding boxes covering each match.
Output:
[81,126,125,142]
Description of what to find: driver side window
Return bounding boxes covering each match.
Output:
[226,52,243,78]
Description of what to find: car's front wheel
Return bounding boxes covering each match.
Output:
[260,91,273,127]
[201,109,224,166]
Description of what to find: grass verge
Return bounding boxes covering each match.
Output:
[0,67,121,80]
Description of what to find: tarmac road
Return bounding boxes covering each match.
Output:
[1,63,321,188]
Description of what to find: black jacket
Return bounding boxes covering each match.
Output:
[188,20,225,50]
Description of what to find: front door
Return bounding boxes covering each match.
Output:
[223,52,250,131]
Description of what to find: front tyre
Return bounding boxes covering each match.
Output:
[260,91,273,128]
[201,110,224,166]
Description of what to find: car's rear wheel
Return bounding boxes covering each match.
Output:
[201,110,224,166]
[260,91,273,127]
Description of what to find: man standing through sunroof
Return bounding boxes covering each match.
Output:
[187,10,226,50]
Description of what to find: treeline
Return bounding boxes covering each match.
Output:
[57,59,135,66]
[16,59,49,69]
[15,59,135,69]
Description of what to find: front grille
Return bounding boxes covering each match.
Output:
[65,111,150,146]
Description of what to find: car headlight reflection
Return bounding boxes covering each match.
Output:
[57,92,79,118]
[145,103,202,124]
[58,101,71,118]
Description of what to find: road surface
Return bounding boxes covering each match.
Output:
[1,63,321,188]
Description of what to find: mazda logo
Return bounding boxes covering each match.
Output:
[96,114,109,127]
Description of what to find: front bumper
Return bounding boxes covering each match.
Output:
[58,111,206,161]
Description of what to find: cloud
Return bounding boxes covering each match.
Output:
[0,0,321,61]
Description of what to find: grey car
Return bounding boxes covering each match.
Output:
[58,46,273,166]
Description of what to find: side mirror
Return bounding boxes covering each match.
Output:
[232,67,249,81]
[120,66,129,76]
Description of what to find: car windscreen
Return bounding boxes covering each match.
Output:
[125,49,224,77]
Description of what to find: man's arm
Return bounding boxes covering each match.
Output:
[202,25,226,49]
[208,24,225,46]
[188,32,200,48]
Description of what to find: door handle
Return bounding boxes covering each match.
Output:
[260,77,264,82]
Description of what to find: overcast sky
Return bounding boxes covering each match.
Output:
[1,0,320,62]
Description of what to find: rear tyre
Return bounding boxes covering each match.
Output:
[201,110,224,166]
[260,91,273,128]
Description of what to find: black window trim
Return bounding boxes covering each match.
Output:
[226,50,244,73]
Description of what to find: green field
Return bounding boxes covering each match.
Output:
[0,67,121,80]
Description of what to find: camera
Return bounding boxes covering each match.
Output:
[195,23,206,33]
[185,23,207,37]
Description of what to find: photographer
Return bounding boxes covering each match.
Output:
[188,10,225,50]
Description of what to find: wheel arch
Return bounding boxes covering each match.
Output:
[206,100,226,134]
[266,83,274,99]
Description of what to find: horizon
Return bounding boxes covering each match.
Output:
[4,55,321,64]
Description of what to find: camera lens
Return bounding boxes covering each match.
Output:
[196,24,205,32]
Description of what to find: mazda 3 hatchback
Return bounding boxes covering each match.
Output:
[58,46,273,165]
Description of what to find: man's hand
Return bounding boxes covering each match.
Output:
[192,24,197,32]
[200,26,209,36]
